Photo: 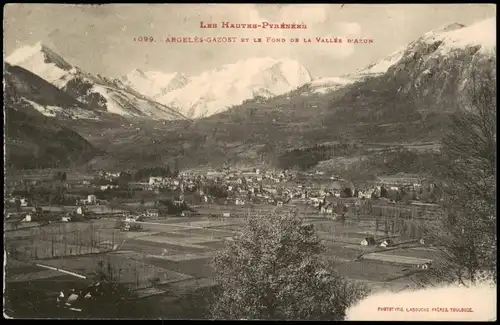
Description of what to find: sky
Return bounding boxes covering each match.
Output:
[3,4,496,79]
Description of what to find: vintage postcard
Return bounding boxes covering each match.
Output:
[3,3,496,320]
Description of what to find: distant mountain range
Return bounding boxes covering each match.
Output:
[5,43,315,120]
[5,42,186,121]
[306,18,495,95]
[123,57,313,118]
[3,17,496,170]
[100,17,495,170]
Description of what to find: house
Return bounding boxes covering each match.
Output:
[379,239,394,248]
[180,210,192,217]
[417,261,432,269]
[125,216,138,223]
[20,198,29,207]
[235,198,245,206]
[87,195,97,205]
[207,171,225,179]
[149,177,165,186]
[146,209,159,218]
[31,206,43,214]
[174,194,185,206]
[76,206,87,216]
[276,201,284,207]
[222,212,231,218]
[320,204,334,214]
[360,237,376,246]
[100,184,119,191]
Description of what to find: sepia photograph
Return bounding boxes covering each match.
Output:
[3,3,497,320]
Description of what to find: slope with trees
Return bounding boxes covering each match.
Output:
[420,67,496,287]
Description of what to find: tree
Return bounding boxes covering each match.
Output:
[422,69,496,287]
[380,186,388,198]
[341,188,353,198]
[211,212,368,320]
[14,198,21,212]
[107,199,121,212]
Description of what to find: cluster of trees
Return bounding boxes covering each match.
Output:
[91,167,180,187]
[374,216,423,239]
[11,187,75,206]
[211,212,368,320]
[95,188,134,201]
[132,166,179,181]
[52,171,67,182]
[420,70,497,287]
[278,143,359,171]
[158,199,191,215]
[64,77,108,110]
[377,185,438,204]
[204,183,229,199]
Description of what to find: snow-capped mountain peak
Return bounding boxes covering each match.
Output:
[122,69,189,99]
[154,57,313,118]
[6,43,186,121]
[428,17,496,54]
[425,22,466,36]
[308,17,495,94]
[6,41,74,86]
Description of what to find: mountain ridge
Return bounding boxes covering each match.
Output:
[6,42,187,121]
[154,56,313,118]
[4,63,101,169]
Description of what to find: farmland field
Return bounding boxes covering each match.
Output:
[5,212,440,318]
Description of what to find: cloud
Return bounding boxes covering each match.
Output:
[277,4,330,25]
[346,284,497,321]
[337,22,362,35]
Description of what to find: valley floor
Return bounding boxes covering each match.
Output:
[4,214,440,319]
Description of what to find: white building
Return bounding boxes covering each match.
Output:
[149,177,165,186]
[20,198,28,207]
[100,185,118,191]
[87,195,97,205]
[146,209,159,218]
[361,237,376,246]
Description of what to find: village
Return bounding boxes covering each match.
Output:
[4,166,444,317]
[5,167,441,225]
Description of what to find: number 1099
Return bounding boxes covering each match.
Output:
[134,37,155,42]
